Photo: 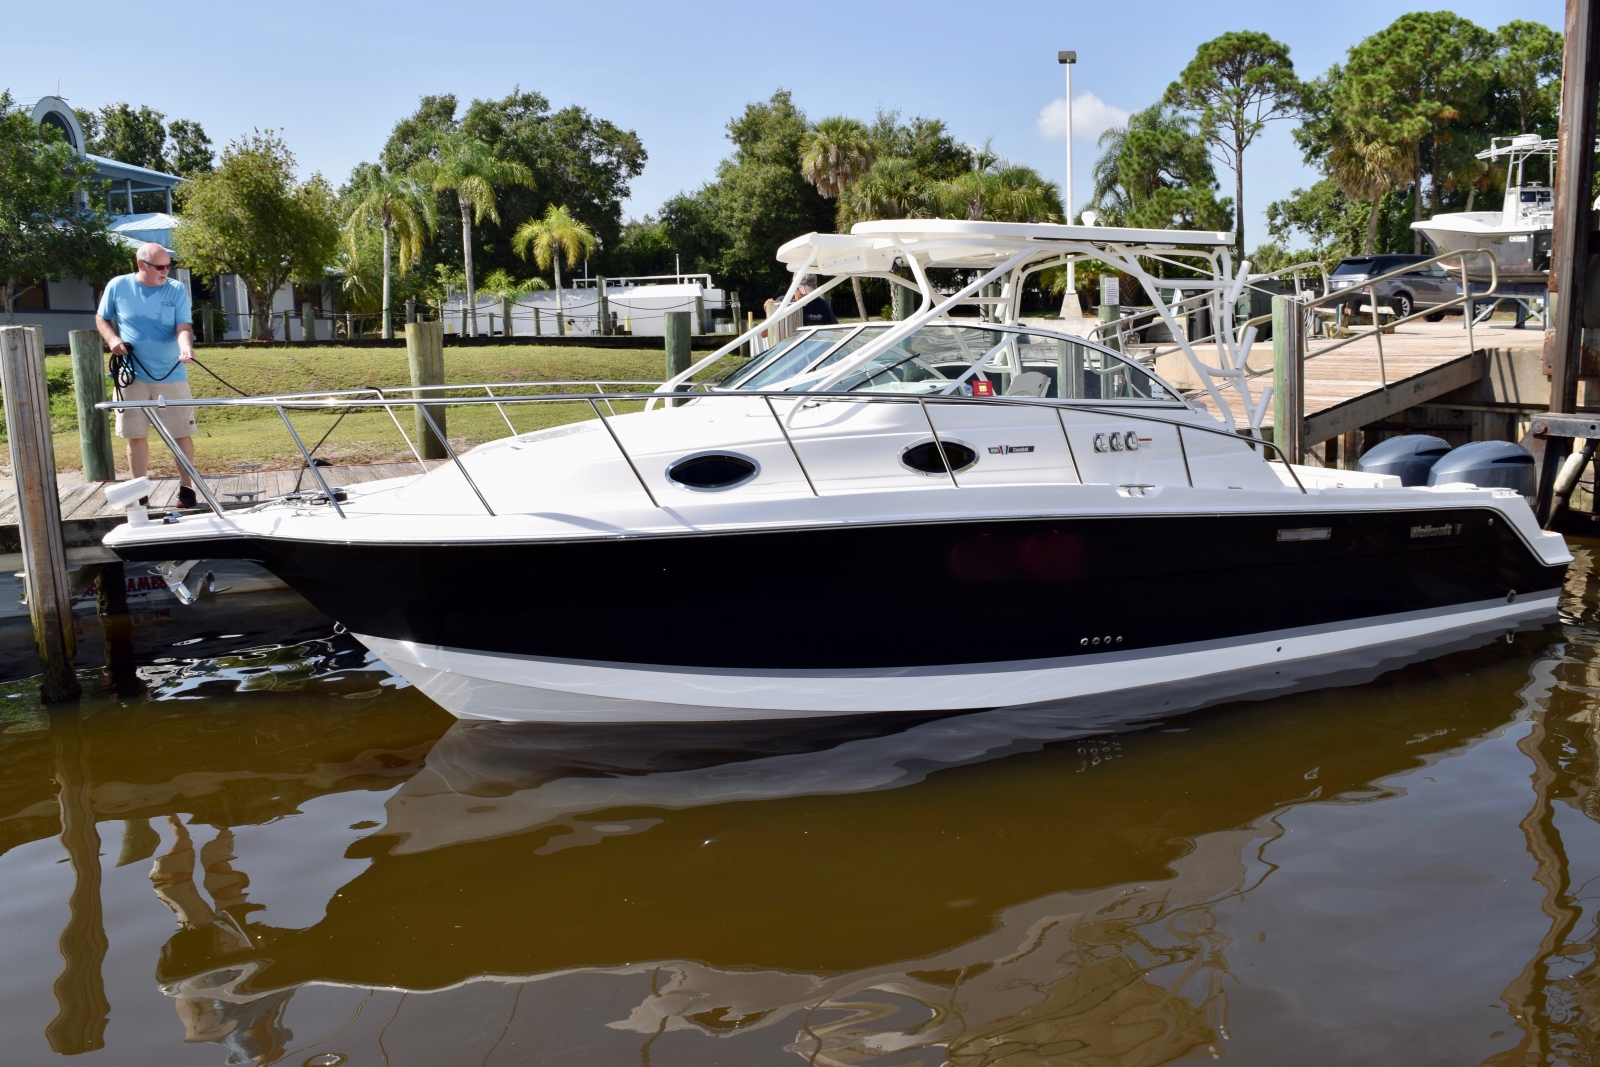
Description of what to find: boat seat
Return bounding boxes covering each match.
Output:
[1005,371,1051,398]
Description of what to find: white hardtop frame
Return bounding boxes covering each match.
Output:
[656,218,1273,433]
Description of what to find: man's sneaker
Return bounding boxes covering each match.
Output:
[177,485,198,509]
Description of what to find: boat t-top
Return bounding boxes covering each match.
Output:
[101,219,1570,723]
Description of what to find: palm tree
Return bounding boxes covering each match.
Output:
[1327,135,1409,255]
[342,164,435,338]
[411,131,533,335]
[800,117,876,198]
[839,158,931,227]
[933,143,1062,222]
[512,205,597,337]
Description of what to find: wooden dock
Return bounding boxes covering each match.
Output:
[1162,320,1543,446]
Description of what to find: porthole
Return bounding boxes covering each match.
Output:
[901,439,979,476]
[667,451,759,491]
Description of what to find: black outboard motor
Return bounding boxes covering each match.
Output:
[1357,434,1452,486]
[1426,440,1537,503]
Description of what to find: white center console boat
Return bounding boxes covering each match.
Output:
[101,220,1571,722]
[1411,134,1600,273]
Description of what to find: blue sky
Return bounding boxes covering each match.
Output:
[10,1,1563,253]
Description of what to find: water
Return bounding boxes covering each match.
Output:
[4,548,1600,1066]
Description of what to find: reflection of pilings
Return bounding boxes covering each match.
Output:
[45,709,108,1054]
[1488,706,1582,1066]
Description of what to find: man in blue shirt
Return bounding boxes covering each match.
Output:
[95,242,200,508]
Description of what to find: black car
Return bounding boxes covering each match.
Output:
[1328,255,1457,321]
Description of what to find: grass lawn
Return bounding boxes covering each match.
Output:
[7,343,740,477]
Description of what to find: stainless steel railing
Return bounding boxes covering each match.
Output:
[102,383,1311,523]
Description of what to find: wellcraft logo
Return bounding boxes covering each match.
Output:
[1410,523,1465,539]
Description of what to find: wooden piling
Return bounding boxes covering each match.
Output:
[0,326,80,702]
[406,320,447,459]
[69,330,114,482]
[281,309,292,342]
[96,565,139,696]
[893,286,915,322]
[301,301,317,343]
[501,295,514,337]
[1536,0,1600,523]
[597,278,610,335]
[665,311,692,406]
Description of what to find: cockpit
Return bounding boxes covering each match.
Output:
[715,322,1182,402]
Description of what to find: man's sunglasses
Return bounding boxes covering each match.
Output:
[139,260,172,272]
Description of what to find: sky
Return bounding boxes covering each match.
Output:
[9,1,1565,254]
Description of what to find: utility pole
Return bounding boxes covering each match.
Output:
[1534,0,1600,524]
[1058,51,1079,319]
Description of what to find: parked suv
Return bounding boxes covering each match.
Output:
[1329,255,1457,321]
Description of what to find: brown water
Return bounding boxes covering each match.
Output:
[5,547,1600,1066]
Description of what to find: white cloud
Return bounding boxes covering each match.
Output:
[1037,92,1130,143]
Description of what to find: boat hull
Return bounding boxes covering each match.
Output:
[113,506,1566,721]
[356,592,1556,721]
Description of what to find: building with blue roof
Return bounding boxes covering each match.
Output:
[9,96,329,345]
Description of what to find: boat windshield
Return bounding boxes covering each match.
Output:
[793,324,1177,401]
[722,325,891,391]
[719,328,848,390]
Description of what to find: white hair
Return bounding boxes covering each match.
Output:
[137,241,169,263]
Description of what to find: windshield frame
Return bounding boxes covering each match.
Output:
[715,323,890,392]
[763,320,1192,405]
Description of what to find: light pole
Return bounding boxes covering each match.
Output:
[1058,50,1078,317]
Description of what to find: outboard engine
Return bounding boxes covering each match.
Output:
[1426,440,1537,502]
[1357,434,1452,486]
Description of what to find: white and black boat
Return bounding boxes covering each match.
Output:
[101,220,1571,722]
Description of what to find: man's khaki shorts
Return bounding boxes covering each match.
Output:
[114,378,198,440]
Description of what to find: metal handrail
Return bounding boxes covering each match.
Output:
[102,385,1312,510]
[1286,249,1500,365]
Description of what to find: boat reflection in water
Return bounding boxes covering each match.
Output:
[57,604,1590,1067]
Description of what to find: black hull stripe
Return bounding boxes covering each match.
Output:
[111,508,1566,671]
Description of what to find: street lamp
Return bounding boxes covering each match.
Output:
[1058,50,1078,317]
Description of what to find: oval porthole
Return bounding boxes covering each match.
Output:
[667,452,759,491]
[901,439,979,476]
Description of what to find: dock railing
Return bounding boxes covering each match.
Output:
[1263,248,1501,461]
[101,382,1311,524]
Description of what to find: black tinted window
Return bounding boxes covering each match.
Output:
[1373,256,1425,275]
[1333,260,1373,276]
